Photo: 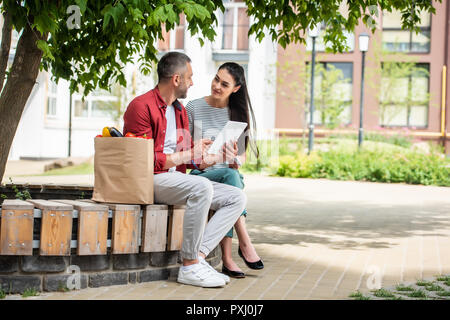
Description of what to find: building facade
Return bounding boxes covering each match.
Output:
[275,0,450,154]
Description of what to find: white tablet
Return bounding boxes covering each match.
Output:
[207,121,248,155]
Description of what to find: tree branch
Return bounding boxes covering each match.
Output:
[0,11,12,93]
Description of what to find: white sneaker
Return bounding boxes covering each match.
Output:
[199,258,230,284]
[177,263,226,288]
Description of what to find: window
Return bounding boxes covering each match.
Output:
[379,63,429,127]
[305,62,353,127]
[46,77,58,117]
[74,99,88,118]
[73,88,118,119]
[306,22,354,52]
[158,14,186,51]
[214,0,249,51]
[382,10,431,53]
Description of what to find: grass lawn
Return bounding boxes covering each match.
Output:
[349,274,450,300]
[38,162,94,176]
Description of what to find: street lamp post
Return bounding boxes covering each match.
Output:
[358,33,369,148]
[308,24,320,155]
[68,92,72,157]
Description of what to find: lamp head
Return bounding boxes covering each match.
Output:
[359,33,370,52]
[308,23,321,38]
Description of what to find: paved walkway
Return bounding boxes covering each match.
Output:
[2,161,450,300]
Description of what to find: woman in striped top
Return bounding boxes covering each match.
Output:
[186,62,263,278]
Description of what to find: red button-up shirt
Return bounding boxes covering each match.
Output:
[123,86,195,174]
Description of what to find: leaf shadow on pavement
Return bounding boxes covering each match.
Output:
[243,176,450,250]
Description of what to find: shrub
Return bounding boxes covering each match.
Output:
[274,145,450,187]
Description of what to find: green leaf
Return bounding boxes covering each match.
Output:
[103,13,112,30]
[102,4,113,29]
[34,0,41,11]
[193,4,210,21]
[110,4,123,27]
[183,3,195,20]
[154,6,167,22]
[131,8,143,22]
[164,3,174,14]
[102,3,125,29]
[33,13,58,35]
[36,40,55,61]
[100,4,112,16]
[165,4,177,24]
[75,0,87,14]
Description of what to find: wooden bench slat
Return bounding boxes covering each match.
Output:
[25,199,73,256]
[52,200,108,255]
[1,199,34,210]
[0,200,34,255]
[78,209,108,255]
[80,199,140,211]
[141,205,168,252]
[0,198,193,256]
[26,199,72,211]
[52,199,108,211]
[110,204,140,254]
[167,205,185,251]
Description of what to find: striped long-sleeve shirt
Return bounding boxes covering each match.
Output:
[185,97,230,171]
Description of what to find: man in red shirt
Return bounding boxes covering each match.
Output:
[123,52,246,288]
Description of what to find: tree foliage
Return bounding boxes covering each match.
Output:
[1,0,224,96]
[247,0,440,52]
[0,0,440,97]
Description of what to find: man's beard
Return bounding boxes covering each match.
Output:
[176,80,188,99]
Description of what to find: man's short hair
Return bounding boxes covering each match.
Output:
[157,51,191,83]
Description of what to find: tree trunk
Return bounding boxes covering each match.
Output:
[0,23,47,184]
[0,11,12,92]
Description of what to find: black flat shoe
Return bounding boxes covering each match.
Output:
[222,265,245,278]
[238,247,264,270]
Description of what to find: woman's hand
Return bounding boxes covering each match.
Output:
[229,162,240,169]
[198,140,238,169]
[220,141,238,164]
[229,155,242,169]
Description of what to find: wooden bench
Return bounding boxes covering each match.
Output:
[0,199,187,256]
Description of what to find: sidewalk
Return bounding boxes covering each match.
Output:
[2,160,450,300]
[2,159,93,185]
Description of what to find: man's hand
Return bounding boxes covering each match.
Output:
[191,138,213,160]
[197,140,238,170]
[164,138,212,170]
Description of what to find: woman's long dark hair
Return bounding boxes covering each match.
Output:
[218,62,259,159]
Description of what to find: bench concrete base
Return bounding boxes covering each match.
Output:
[0,247,221,294]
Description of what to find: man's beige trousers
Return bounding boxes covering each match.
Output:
[153,171,247,260]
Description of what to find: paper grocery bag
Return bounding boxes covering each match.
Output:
[92,137,154,204]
